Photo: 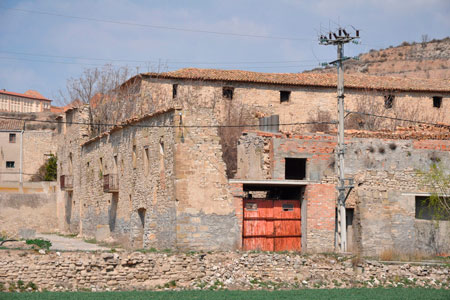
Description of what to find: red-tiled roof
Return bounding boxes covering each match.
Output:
[0,89,51,101]
[0,119,25,131]
[142,68,450,93]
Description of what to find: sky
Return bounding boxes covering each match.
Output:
[0,0,449,105]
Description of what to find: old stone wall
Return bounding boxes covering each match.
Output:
[80,109,177,249]
[0,250,448,292]
[0,182,57,236]
[174,108,240,251]
[56,106,90,234]
[22,130,56,181]
[139,78,450,133]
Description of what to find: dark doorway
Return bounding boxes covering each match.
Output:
[138,208,146,228]
[109,194,118,232]
[285,158,306,180]
[65,192,73,225]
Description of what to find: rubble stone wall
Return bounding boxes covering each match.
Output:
[173,108,240,251]
[22,130,56,182]
[140,78,450,132]
[56,106,90,234]
[80,109,177,249]
[0,251,448,292]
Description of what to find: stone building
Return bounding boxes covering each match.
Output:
[233,129,450,255]
[0,89,51,113]
[117,68,450,130]
[56,68,450,253]
[57,106,239,250]
[0,119,56,182]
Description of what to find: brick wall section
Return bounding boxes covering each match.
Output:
[413,139,450,151]
[304,184,336,252]
[236,131,450,255]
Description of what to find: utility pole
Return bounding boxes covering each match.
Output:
[319,28,359,252]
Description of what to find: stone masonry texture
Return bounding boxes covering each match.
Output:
[236,131,450,256]
[0,250,448,292]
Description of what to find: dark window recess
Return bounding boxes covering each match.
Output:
[384,94,395,109]
[138,208,146,228]
[172,84,178,99]
[6,161,15,168]
[223,87,234,100]
[285,158,306,180]
[346,208,354,227]
[433,96,442,108]
[9,133,16,143]
[280,91,291,103]
[415,196,450,220]
[282,203,294,211]
[245,202,258,211]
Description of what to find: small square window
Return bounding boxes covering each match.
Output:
[245,202,257,211]
[172,84,178,99]
[433,96,442,108]
[9,133,16,143]
[6,161,15,168]
[280,91,291,103]
[223,87,234,100]
[282,203,294,211]
[384,94,395,109]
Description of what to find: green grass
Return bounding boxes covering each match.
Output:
[0,288,449,299]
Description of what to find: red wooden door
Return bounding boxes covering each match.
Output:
[243,199,301,251]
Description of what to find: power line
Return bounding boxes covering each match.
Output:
[345,111,450,129]
[0,56,319,70]
[0,115,338,129]
[1,6,315,42]
[1,112,448,130]
[0,50,328,65]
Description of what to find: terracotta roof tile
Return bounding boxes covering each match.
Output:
[0,119,25,131]
[142,68,450,93]
[0,89,51,101]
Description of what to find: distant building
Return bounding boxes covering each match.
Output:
[0,89,51,113]
[0,118,56,183]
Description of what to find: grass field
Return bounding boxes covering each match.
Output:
[1,288,449,300]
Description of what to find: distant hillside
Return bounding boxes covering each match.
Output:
[306,37,450,80]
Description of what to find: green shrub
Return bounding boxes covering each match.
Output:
[26,239,52,250]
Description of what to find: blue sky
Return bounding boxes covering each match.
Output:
[0,0,449,105]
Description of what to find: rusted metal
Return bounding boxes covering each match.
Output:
[243,198,301,251]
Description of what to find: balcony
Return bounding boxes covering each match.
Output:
[103,174,119,193]
[60,175,73,190]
